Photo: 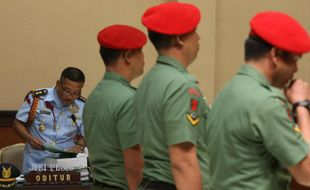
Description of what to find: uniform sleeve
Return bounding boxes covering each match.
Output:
[116,97,140,150]
[253,97,309,167]
[15,91,34,123]
[163,80,203,146]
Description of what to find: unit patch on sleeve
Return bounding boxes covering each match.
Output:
[186,98,200,126]
[187,88,201,97]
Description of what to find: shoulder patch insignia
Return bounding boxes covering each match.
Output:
[190,99,198,111]
[188,88,201,97]
[32,89,48,97]
[186,98,200,126]
[78,96,86,102]
[186,113,200,126]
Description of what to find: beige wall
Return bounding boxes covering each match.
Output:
[214,0,310,94]
[1,0,309,110]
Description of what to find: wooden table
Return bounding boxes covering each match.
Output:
[291,179,310,190]
[14,182,92,190]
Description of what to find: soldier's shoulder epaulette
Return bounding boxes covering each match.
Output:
[78,96,86,102]
[31,89,48,97]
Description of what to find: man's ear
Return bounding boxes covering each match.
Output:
[56,80,60,88]
[175,35,184,46]
[123,51,132,65]
[270,47,280,63]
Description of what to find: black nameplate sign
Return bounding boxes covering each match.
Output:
[24,170,81,185]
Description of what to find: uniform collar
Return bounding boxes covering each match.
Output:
[238,64,287,100]
[43,87,64,108]
[237,64,271,88]
[104,72,134,89]
[53,88,66,108]
[44,87,79,109]
[157,55,188,73]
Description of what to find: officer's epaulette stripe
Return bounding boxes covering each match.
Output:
[31,89,48,97]
[78,96,86,102]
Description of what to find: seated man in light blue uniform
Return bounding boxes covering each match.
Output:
[12,67,86,173]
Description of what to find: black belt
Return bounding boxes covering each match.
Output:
[93,179,123,190]
[140,178,177,190]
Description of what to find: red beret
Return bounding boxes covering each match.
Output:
[142,2,201,35]
[250,11,310,54]
[97,25,147,50]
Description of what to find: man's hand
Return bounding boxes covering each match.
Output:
[29,137,43,150]
[12,119,44,150]
[66,145,84,153]
[285,79,309,104]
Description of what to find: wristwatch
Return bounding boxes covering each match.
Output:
[292,100,310,123]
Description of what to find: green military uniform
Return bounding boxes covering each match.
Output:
[83,72,140,190]
[206,64,309,190]
[134,55,210,189]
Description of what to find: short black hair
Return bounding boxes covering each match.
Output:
[60,67,85,83]
[244,35,273,61]
[99,46,125,66]
[148,31,176,51]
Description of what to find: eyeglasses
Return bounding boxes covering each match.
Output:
[60,82,81,98]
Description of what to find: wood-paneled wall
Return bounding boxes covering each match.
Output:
[0,111,25,149]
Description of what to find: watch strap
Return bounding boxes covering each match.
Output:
[292,100,310,123]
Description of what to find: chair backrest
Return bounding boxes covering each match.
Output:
[0,143,25,173]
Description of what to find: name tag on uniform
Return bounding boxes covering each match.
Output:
[67,115,81,120]
[39,110,51,115]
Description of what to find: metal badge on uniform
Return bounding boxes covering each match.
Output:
[39,119,46,132]
[69,103,79,114]
[39,110,51,115]
[39,124,46,132]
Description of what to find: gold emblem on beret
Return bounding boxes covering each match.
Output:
[2,166,11,179]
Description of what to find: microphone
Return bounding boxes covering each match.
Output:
[70,114,85,150]
[70,114,82,135]
[70,114,78,126]
[71,114,81,136]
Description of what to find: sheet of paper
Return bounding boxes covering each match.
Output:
[43,143,66,153]
[43,144,77,158]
